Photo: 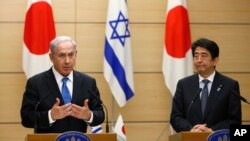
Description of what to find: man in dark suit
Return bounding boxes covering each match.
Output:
[170,38,242,132]
[20,36,104,133]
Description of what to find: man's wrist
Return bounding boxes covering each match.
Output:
[85,111,93,123]
[48,110,56,124]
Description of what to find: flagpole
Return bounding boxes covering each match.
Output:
[111,95,115,130]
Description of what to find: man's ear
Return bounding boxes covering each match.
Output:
[49,53,53,61]
[213,56,219,66]
[75,50,77,57]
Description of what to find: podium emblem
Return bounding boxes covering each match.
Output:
[55,131,91,141]
[207,129,230,141]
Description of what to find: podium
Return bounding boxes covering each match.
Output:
[25,133,117,141]
[169,132,212,141]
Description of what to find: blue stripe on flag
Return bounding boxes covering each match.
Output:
[91,125,102,133]
[104,38,134,101]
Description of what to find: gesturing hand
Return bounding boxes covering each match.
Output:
[71,99,92,120]
[51,98,72,120]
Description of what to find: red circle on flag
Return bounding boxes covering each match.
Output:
[23,2,55,55]
[122,125,126,134]
[165,6,191,58]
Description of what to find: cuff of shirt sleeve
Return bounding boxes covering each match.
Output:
[48,110,56,124]
[85,111,93,123]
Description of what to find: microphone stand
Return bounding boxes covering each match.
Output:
[34,102,40,133]
[101,103,109,133]
[88,89,109,133]
[186,88,202,116]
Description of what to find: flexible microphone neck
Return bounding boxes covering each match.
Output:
[34,101,40,133]
[88,89,109,133]
[217,83,250,105]
[101,102,109,133]
[231,89,250,105]
[33,93,54,133]
[186,88,202,116]
[240,96,250,105]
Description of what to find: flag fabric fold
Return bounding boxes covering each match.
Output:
[23,0,56,79]
[104,0,134,107]
[113,114,126,141]
[162,0,193,95]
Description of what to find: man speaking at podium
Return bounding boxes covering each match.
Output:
[20,36,104,133]
[170,38,242,132]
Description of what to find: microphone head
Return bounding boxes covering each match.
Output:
[198,88,202,93]
[194,88,202,101]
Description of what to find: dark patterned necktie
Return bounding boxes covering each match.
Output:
[201,79,209,117]
[62,77,71,104]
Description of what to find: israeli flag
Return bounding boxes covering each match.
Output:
[104,0,134,107]
[91,125,103,134]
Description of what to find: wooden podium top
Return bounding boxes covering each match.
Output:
[169,131,212,141]
[25,133,117,141]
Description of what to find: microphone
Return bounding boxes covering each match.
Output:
[88,89,109,133]
[34,101,40,133]
[186,88,202,116]
[218,84,250,105]
[230,88,250,105]
[239,96,250,105]
[33,94,55,133]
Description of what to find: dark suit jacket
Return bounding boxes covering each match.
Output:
[20,68,104,133]
[170,71,242,132]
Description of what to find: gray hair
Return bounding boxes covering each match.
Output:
[50,36,76,54]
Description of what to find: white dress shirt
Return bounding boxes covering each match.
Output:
[48,67,93,124]
[198,70,216,98]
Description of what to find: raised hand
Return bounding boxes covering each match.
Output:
[50,98,72,120]
[71,99,92,120]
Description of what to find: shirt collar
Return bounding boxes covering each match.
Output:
[52,67,73,83]
[198,70,216,83]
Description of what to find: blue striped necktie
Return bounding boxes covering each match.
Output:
[62,77,71,104]
[201,79,209,117]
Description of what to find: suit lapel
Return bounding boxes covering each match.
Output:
[45,68,63,104]
[71,71,82,104]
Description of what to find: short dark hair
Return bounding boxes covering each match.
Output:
[191,38,219,60]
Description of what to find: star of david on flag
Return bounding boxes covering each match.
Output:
[104,0,134,107]
[110,11,130,46]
